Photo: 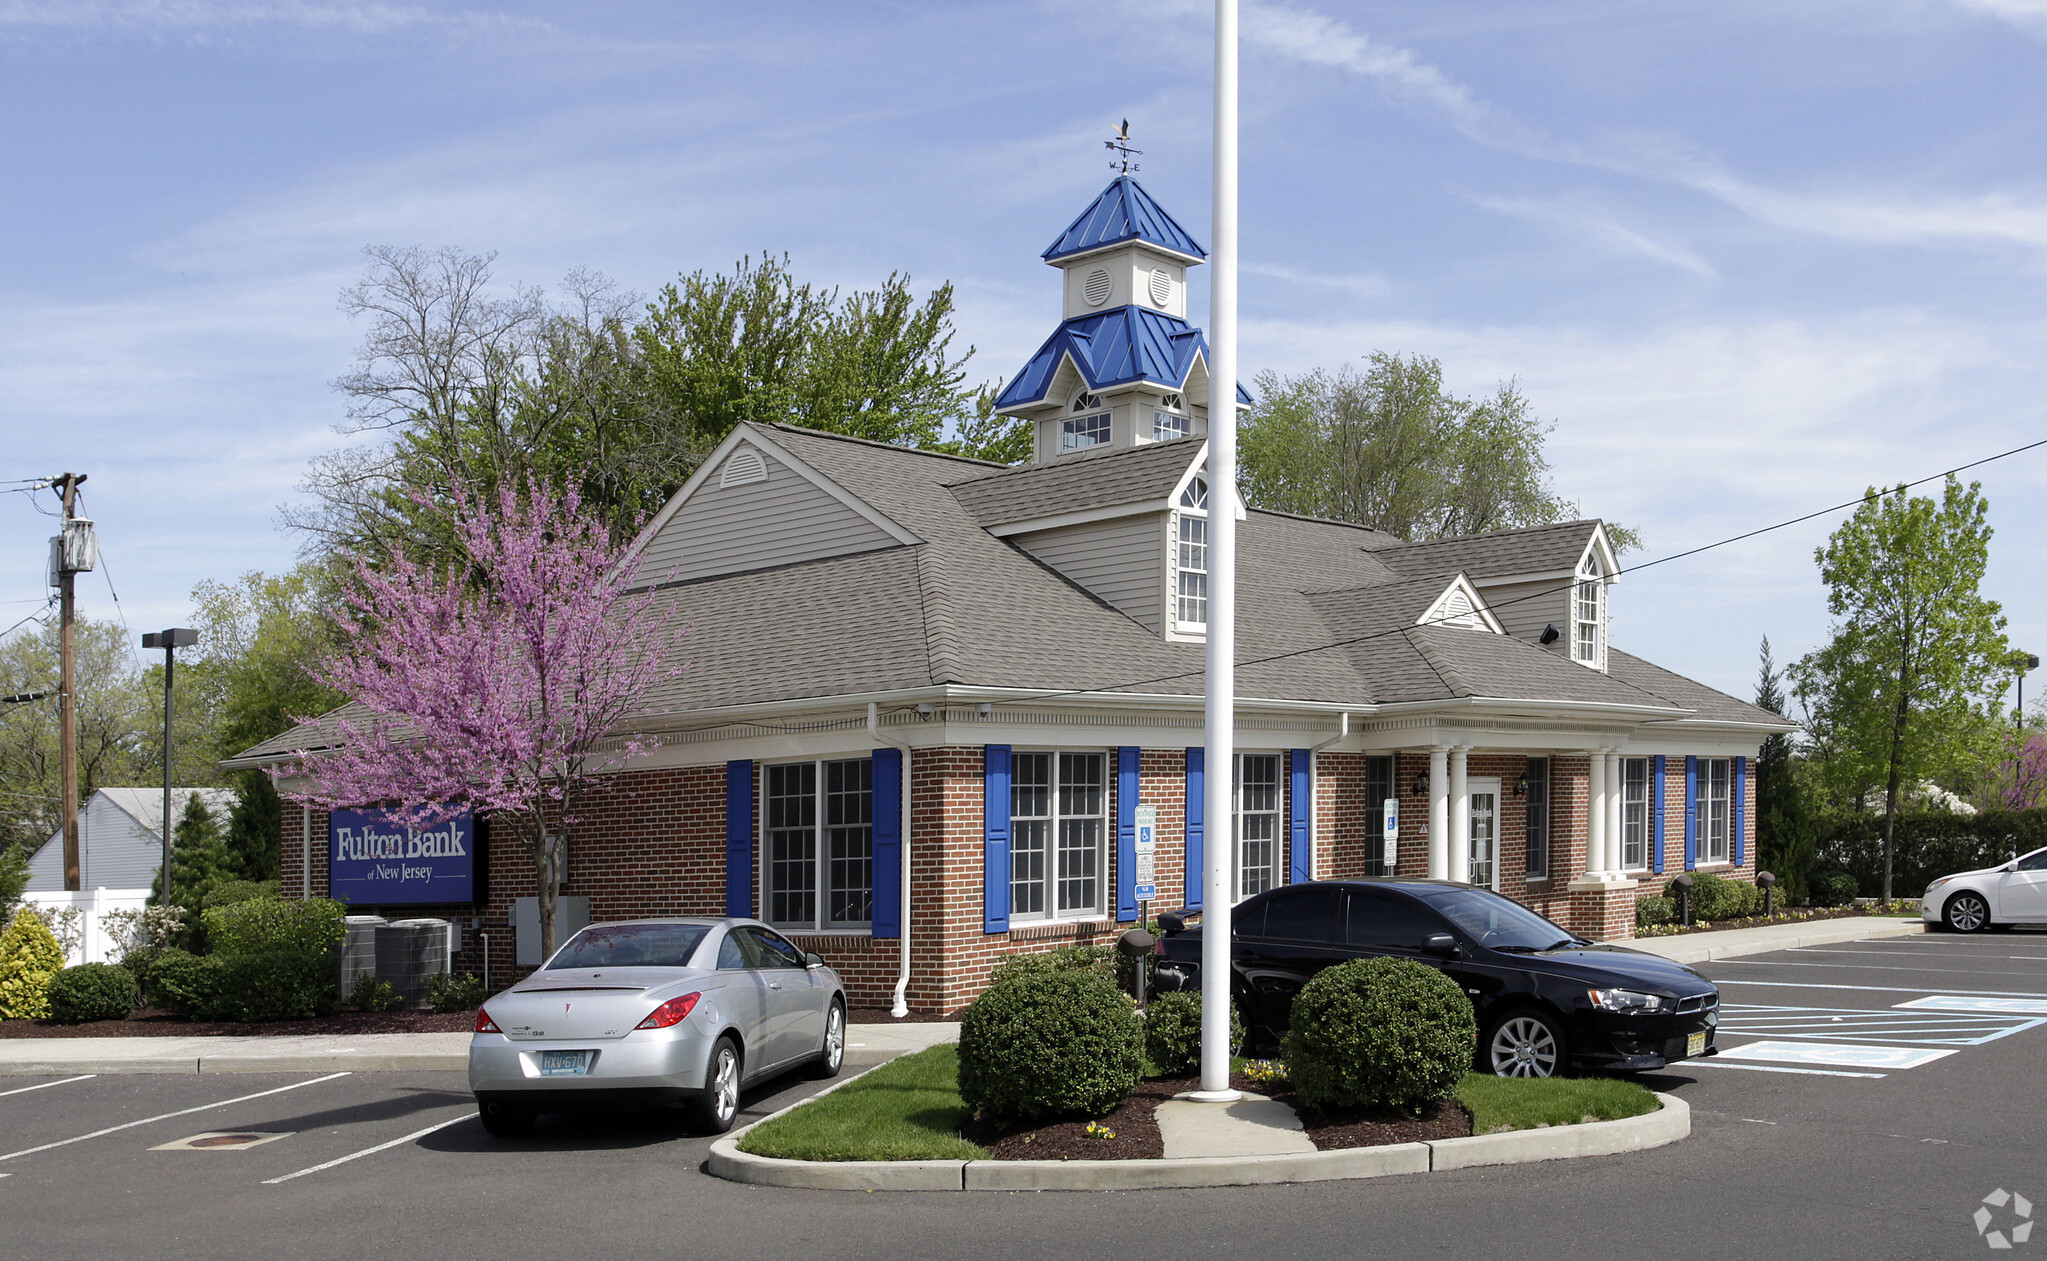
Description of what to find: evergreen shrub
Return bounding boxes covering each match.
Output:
[47,962,139,1024]
[201,897,346,957]
[0,907,67,1020]
[427,972,488,1013]
[1811,871,1861,908]
[1283,957,1477,1116]
[200,881,281,911]
[350,974,403,1013]
[1816,809,2047,897]
[141,948,211,1016]
[1141,991,1243,1075]
[956,969,1142,1124]
[195,953,338,1022]
[1663,873,1760,922]
[1634,897,1674,928]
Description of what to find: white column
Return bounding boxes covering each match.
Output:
[1428,746,1450,879]
[1196,0,1241,1104]
[1605,752,1625,877]
[1583,751,1606,881]
[1448,747,1471,885]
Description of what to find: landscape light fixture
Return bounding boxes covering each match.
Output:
[1414,770,1431,796]
[142,628,199,904]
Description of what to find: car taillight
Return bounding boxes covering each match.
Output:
[636,992,702,1030]
[475,1008,501,1034]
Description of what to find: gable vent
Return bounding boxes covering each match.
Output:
[719,446,769,488]
[1083,267,1113,307]
[1148,268,1172,307]
[1433,588,1477,629]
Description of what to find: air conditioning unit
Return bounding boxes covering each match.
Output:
[375,918,452,1009]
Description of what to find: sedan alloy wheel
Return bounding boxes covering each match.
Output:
[1945,891,1991,933]
[1488,1013,1563,1077]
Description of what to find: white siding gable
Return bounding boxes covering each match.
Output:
[27,788,234,892]
[627,430,918,587]
[1418,576,1505,634]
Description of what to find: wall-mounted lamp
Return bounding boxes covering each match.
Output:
[1539,624,1561,646]
[975,702,993,718]
[915,702,936,720]
[1513,774,1527,796]
[1413,771,1430,796]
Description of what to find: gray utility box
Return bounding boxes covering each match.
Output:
[374,918,452,1009]
[341,916,388,995]
[513,896,590,966]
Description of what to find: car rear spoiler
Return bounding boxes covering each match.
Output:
[1156,907,1201,934]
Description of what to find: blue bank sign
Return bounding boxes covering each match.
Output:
[329,806,477,906]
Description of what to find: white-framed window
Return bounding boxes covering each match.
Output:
[764,759,873,931]
[1697,758,1730,864]
[1062,412,1111,452]
[1573,557,1604,667]
[1234,753,1282,901]
[1010,751,1107,920]
[1153,410,1189,441]
[1621,758,1649,871]
[1174,474,1209,631]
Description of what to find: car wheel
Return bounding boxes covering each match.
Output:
[1944,891,1991,934]
[1485,1008,1568,1078]
[477,1100,534,1138]
[684,1036,743,1135]
[806,1000,846,1080]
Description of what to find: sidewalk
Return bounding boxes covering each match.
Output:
[0,1021,960,1076]
[1611,914,1924,965]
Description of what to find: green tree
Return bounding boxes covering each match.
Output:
[1753,636,1817,900]
[0,845,28,923]
[1790,478,2009,902]
[0,615,149,852]
[1238,353,1639,548]
[185,566,347,762]
[224,771,282,884]
[149,794,238,910]
[932,385,1031,465]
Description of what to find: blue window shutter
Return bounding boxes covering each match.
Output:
[871,748,902,939]
[725,760,753,918]
[1289,749,1311,885]
[1184,748,1204,909]
[1733,756,1748,868]
[983,746,1011,934]
[1683,755,1699,871]
[1651,755,1667,875]
[1117,747,1140,922]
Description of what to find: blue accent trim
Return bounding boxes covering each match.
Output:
[1117,747,1140,922]
[871,749,902,939]
[725,761,753,918]
[1651,755,1667,876]
[1184,748,1204,910]
[1289,750,1311,885]
[1043,176,1207,263]
[1733,756,1747,868]
[983,746,1012,934]
[993,306,1258,412]
[1684,756,1699,871]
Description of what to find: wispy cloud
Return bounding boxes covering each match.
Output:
[1243,260,1390,297]
[1471,193,1718,278]
[0,0,553,38]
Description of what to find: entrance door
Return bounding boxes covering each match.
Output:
[1468,779,1500,890]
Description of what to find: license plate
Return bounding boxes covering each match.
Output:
[539,1050,592,1076]
[1686,1031,1707,1058]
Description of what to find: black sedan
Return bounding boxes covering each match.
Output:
[1152,879,1720,1077]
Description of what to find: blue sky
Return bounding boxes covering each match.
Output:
[4,0,2046,705]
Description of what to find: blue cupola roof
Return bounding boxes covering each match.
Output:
[1042,176,1207,265]
[994,305,1253,411]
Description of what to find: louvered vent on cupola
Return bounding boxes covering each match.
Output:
[1084,267,1113,307]
[719,446,769,488]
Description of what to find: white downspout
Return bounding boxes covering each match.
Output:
[1305,713,1350,882]
[868,702,914,1019]
[302,805,312,900]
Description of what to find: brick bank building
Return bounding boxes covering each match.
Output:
[231,178,1789,1012]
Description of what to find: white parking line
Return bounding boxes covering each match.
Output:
[1718,1003,2046,1046]
[0,1073,350,1166]
[262,1112,471,1185]
[1714,980,2047,998]
[1896,995,2047,1015]
[1714,959,2047,977]
[1689,1062,1889,1079]
[1790,948,2047,962]
[0,1075,94,1099]
[1716,1040,1957,1070]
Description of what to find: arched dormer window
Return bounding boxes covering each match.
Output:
[1572,555,1605,669]
[1180,475,1208,509]
[1173,474,1209,630]
[1153,394,1189,441]
[1071,391,1101,413]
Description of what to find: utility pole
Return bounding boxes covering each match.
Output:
[50,472,90,892]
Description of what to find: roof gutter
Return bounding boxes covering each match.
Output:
[868,702,914,1020]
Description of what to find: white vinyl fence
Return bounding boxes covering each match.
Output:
[22,888,153,966]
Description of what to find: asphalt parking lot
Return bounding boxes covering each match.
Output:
[3,929,2041,1261]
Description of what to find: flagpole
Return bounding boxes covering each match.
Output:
[1194,0,1240,1103]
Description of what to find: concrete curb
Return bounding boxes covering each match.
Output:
[1623,917,1924,965]
[707,1092,1689,1192]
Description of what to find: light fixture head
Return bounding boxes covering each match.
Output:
[915,702,936,719]
[1414,771,1431,796]
[1539,624,1561,646]
[142,627,198,650]
[975,702,993,717]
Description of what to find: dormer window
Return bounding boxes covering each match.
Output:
[1572,556,1605,668]
[1071,392,1101,412]
[1173,473,1210,630]
[1180,475,1208,509]
[1062,412,1111,452]
[1154,409,1189,441]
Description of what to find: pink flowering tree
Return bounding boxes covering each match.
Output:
[281,477,684,959]
[1996,733,2047,810]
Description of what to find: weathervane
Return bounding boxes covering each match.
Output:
[1105,119,1142,175]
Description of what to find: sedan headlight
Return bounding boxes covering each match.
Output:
[1588,988,1667,1014]
[1925,877,1954,894]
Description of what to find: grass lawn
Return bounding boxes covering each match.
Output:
[1454,1073,1660,1132]
[738,1044,988,1162]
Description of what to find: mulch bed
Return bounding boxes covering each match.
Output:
[846,1008,959,1024]
[0,1007,476,1038]
[955,1070,1471,1160]
[1643,905,1910,938]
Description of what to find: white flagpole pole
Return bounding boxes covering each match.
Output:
[1195,0,1241,1103]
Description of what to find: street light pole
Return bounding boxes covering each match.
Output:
[2019,654,2038,733]
[143,628,197,904]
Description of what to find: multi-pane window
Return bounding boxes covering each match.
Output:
[1525,757,1550,880]
[1364,755,1394,876]
[1062,412,1111,452]
[1235,753,1282,901]
[1010,752,1106,919]
[764,759,873,931]
[1153,410,1189,441]
[1698,758,1730,864]
[1176,516,1208,627]
[1573,560,1603,666]
[1621,758,1649,871]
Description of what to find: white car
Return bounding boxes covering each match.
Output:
[1922,846,2047,933]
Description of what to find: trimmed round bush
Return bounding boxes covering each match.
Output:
[0,908,67,1020]
[196,952,338,1023]
[199,880,281,911]
[427,971,488,1013]
[350,974,403,1013]
[47,963,139,1024]
[201,897,346,958]
[1664,872,1761,922]
[1283,957,1477,1116]
[957,969,1142,1124]
[1634,897,1674,928]
[1811,870,1861,908]
[1142,991,1244,1075]
[988,944,1115,985]
[140,948,211,1016]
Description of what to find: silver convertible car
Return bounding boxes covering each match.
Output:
[468,917,847,1136]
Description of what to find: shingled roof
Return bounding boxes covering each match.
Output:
[1372,519,1607,582]
[947,436,1202,528]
